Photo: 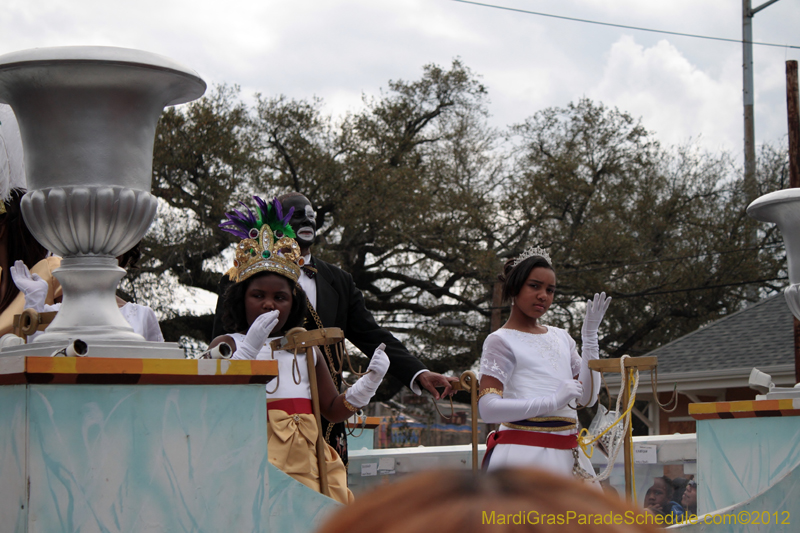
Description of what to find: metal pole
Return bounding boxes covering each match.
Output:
[743,0,784,201]
[743,0,757,205]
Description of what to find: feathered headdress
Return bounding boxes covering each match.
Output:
[220,196,303,283]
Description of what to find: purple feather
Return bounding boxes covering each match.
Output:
[237,201,258,226]
[224,211,251,232]
[219,221,249,239]
[253,196,270,220]
[272,197,294,224]
[220,195,296,240]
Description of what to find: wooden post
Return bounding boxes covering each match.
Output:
[622,369,634,501]
[589,356,657,502]
[787,60,800,382]
[465,371,479,472]
[271,327,346,499]
[304,342,330,497]
[787,61,799,189]
[490,281,503,332]
[452,371,480,473]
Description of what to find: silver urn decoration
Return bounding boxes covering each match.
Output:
[0,46,205,357]
[747,188,800,321]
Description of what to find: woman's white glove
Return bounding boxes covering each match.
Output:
[345,343,390,408]
[10,260,48,312]
[577,292,610,407]
[554,379,584,409]
[231,310,280,360]
[581,292,612,345]
[478,379,583,424]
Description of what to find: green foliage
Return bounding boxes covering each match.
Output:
[507,99,785,356]
[135,63,788,377]
[121,85,260,343]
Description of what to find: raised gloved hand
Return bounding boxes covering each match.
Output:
[576,293,609,408]
[581,292,612,340]
[231,310,280,360]
[9,260,48,312]
[345,343,390,408]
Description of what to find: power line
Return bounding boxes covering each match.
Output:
[370,275,787,315]
[609,276,786,299]
[452,0,800,50]
[562,243,784,274]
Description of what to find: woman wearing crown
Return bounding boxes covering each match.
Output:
[208,196,389,504]
[477,247,611,479]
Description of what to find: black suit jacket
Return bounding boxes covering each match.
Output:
[312,258,427,387]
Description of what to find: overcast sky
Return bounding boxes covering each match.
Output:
[3,0,799,161]
[3,1,798,314]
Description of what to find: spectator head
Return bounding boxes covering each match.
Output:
[316,468,661,533]
[644,476,674,510]
[681,480,697,513]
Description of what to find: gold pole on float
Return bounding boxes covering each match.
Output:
[452,371,479,473]
[588,356,657,502]
[272,327,346,499]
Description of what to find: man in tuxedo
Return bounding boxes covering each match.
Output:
[212,192,456,462]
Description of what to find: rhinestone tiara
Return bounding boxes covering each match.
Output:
[511,245,552,268]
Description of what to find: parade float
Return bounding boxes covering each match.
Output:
[1,45,799,533]
[0,46,340,533]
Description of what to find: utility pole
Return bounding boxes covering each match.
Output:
[743,0,781,301]
[788,61,799,189]
[743,0,782,203]
[787,60,800,382]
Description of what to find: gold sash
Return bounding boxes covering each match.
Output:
[267,407,354,504]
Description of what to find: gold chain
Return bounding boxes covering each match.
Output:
[306,297,343,462]
[306,298,340,382]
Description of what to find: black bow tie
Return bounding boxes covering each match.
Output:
[302,265,317,278]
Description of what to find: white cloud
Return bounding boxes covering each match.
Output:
[1,0,798,152]
[590,36,741,151]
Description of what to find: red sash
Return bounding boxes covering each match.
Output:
[483,429,577,469]
[267,398,313,415]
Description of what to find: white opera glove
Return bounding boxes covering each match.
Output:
[577,293,609,407]
[478,380,583,424]
[581,292,611,343]
[345,343,390,408]
[231,310,280,360]
[10,260,48,312]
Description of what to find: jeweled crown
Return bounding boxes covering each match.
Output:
[511,245,552,268]
[220,196,303,283]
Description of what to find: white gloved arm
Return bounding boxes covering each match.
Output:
[10,260,49,312]
[478,380,583,424]
[345,343,390,408]
[231,310,280,360]
[578,292,611,406]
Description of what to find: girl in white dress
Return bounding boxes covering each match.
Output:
[478,246,611,479]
